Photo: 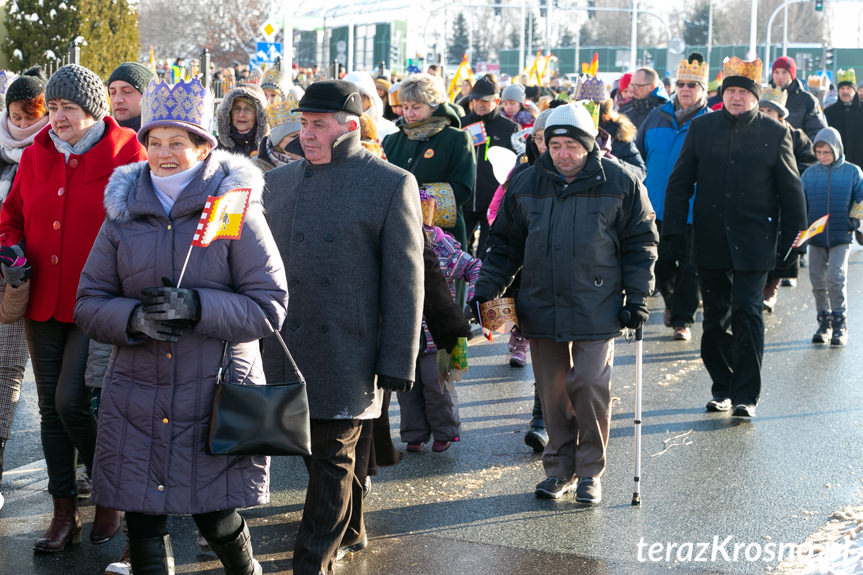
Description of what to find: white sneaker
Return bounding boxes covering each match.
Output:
[104,559,131,575]
[0,491,5,512]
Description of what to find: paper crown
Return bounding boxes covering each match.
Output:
[677,54,709,85]
[807,73,829,91]
[760,85,787,107]
[479,297,518,331]
[575,75,605,102]
[708,71,723,92]
[0,71,17,101]
[722,57,762,84]
[579,100,601,130]
[838,68,857,86]
[266,92,300,128]
[419,188,436,228]
[260,66,285,96]
[138,77,217,147]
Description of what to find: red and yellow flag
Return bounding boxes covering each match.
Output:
[192,189,251,247]
[582,52,599,76]
[791,214,829,248]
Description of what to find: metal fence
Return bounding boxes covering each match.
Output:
[41,43,81,78]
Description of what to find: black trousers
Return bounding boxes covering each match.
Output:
[294,419,364,575]
[25,319,97,498]
[126,508,242,543]
[656,222,700,327]
[698,269,768,406]
[462,210,490,258]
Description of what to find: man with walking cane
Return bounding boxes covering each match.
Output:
[470,102,657,505]
[263,80,424,575]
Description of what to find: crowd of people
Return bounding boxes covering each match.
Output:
[0,49,860,575]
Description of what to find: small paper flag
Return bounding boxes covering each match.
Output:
[192,189,251,247]
[791,214,829,248]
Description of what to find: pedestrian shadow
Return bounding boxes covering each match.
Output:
[608,415,748,439]
[615,350,702,365]
[458,395,534,409]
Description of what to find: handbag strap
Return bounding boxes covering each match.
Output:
[408,140,434,175]
[215,320,305,386]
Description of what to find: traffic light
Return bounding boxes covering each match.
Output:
[825,47,834,67]
[815,0,823,11]
[539,0,546,17]
[587,0,596,19]
[494,0,501,16]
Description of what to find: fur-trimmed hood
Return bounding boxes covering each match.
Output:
[215,85,269,152]
[103,149,264,223]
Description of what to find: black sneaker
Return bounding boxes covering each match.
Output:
[575,477,602,505]
[705,397,732,412]
[336,534,368,561]
[535,476,575,499]
[732,403,756,417]
[524,427,548,453]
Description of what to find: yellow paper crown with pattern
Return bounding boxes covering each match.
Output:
[722,57,762,84]
[677,53,709,85]
[838,68,857,86]
[139,76,216,147]
[260,66,286,97]
[266,92,300,129]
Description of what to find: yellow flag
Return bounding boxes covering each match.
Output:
[791,214,829,248]
[192,189,251,247]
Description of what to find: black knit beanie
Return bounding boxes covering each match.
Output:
[5,66,47,109]
[107,62,154,94]
[45,64,109,121]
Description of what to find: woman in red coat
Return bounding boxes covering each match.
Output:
[0,64,146,552]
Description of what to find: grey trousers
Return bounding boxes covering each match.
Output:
[809,244,851,314]
[529,338,614,480]
[0,319,27,440]
[398,352,461,443]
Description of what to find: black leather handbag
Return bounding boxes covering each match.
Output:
[208,333,311,456]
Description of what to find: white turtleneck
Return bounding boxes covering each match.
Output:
[150,160,204,215]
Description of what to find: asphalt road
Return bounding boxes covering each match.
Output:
[1,244,862,575]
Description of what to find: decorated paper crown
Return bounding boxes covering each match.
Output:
[0,71,17,104]
[677,53,709,85]
[760,85,788,107]
[579,100,601,130]
[838,68,857,87]
[266,92,300,129]
[419,188,436,228]
[260,66,286,97]
[479,297,518,332]
[575,75,606,102]
[138,77,217,148]
[807,73,829,90]
[722,57,762,84]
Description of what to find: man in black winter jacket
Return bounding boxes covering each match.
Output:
[770,56,827,141]
[664,58,807,418]
[460,76,519,256]
[825,69,863,170]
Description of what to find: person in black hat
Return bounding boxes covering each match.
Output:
[107,62,154,132]
[459,75,519,257]
[263,79,424,574]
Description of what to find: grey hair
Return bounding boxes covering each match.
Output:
[334,112,361,129]
[399,73,447,107]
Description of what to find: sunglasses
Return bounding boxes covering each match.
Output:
[676,82,699,89]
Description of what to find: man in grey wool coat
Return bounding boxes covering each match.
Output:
[262,80,424,575]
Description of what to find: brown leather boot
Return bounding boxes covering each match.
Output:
[90,506,122,544]
[33,497,82,553]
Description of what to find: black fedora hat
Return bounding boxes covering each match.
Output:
[296,80,363,115]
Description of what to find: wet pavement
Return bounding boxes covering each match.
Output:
[1,245,863,574]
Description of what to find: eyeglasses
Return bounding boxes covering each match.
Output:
[676,82,700,89]
[629,82,652,88]
[232,106,255,114]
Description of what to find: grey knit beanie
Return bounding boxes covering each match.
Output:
[544,103,598,152]
[107,62,154,94]
[501,83,526,104]
[532,108,554,134]
[45,64,109,121]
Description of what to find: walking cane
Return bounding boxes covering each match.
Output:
[620,309,644,506]
[631,325,643,506]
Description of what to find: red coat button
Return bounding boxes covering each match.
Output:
[68,158,79,168]
[57,187,65,196]
[53,221,61,230]
[50,255,59,265]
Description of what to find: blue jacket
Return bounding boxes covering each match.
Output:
[801,127,863,248]
[636,99,711,224]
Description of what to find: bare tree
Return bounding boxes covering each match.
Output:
[714,0,828,45]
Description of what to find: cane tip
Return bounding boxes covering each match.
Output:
[631,494,641,506]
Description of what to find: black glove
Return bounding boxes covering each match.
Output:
[127,306,184,342]
[620,301,649,330]
[663,234,685,262]
[141,279,201,323]
[0,245,31,287]
[377,374,413,393]
[465,297,486,324]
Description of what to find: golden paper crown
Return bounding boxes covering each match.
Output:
[265,93,301,128]
[677,55,709,85]
[760,85,787,107]
[260,67,285,96]
[838,68,857,86]
[722,57,762,84]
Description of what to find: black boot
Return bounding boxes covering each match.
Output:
[206,518,261,575]
[524,388,548,453]
[129,534,174,575]
[831,312,848,347]
[812,311,832,344]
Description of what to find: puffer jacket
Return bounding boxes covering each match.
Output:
[475,148,658,341]
[636,98,711,223]
[74,150,288,515]
[801,127,863,248]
